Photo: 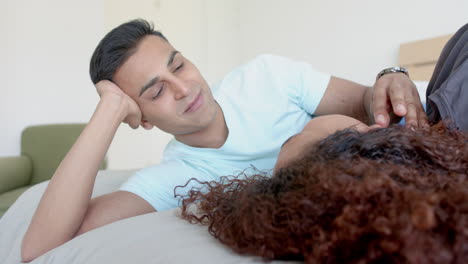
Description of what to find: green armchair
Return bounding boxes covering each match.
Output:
[0,124,107,217]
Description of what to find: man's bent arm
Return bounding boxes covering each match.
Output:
[314,76,372,124]
[315,73,426,128]
[21,94,129,262]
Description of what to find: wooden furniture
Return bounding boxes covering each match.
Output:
[399,34,453,81]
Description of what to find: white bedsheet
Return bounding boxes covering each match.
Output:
[0,170,297,264]
[413,81,429,104]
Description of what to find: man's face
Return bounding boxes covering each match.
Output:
[113,35,218,135]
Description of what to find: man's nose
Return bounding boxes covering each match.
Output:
[171,78,190,100]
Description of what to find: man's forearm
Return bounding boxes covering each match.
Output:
[22,95,127,261]
[362,86,373,125]
[314,77,372,125]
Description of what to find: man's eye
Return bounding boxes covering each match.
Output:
[152,84,164,100]
[175,63,184,72]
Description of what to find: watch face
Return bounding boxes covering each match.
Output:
[377,67,408,80]
[395,66,408,73]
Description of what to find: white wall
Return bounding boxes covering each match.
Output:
[0,2,8,144]
[102,0,241,169]
[2,0,467,170]
[0,0,240,170]
[237,0,468,85]
[1,0,105,156]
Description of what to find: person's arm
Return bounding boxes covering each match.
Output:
[21,81,154,262]
[274,114,374,172]
[314,74,428,128]
[313,76,370,124]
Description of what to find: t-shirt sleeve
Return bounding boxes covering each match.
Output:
[259,54,331,115]
[118,159,206,212]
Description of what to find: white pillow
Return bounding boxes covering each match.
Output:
[0,170,298,264]
[413,81,429,104]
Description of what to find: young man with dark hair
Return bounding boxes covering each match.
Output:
[21,19,427,262]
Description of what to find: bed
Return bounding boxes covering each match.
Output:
[399,34,452,82]
[0,170,298,264]
[0,34,453,264]
[399,34,452,116]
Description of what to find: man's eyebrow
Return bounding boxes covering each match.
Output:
[139,50,180,97]
[167,50,179,67]
[139,76,159,97]
[281,133,299,148]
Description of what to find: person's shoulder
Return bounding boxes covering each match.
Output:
[215,55,278,84]
[216,54,300,90]
[247,54,311,73]
[247,53,292,66]
[228,54,294,78]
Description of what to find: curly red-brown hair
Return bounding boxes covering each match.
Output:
[177,122,468,263]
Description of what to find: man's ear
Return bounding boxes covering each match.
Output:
[141,119,154,130]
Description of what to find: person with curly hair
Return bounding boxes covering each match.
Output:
[179,115,468,263]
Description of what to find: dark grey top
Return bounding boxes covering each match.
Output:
[426,23,468,131]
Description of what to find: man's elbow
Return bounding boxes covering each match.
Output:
[21,252,35,263]
[20,231,75,263]
[21,237,40,263]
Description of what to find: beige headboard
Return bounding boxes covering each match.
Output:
[399,34,453,81]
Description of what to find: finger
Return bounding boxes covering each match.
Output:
[388,84,407,117]
[372,83,391,127]
[368,124,383,130]
[350,122,383,133]
[404,102,418,128]
[141,120,154,130]
[124,117,140,130]
[409,89,430,128]
[95,80,115,97]
[128,123,139,129]
[350,122,371,133]
[417,104,430,128]
[95,80,112,89]
[411,88,430,128]
[95,82,105,97]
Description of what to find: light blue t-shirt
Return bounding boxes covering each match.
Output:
[119,54,331,211]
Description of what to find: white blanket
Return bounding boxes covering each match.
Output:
[0,170,297,264]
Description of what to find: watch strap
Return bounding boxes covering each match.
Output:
[376,66,409,80]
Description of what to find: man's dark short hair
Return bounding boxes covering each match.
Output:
[89,19,168,84]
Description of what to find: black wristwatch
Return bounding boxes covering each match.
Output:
[376,66,409,80]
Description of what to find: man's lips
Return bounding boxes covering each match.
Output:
[184,92,203,113]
